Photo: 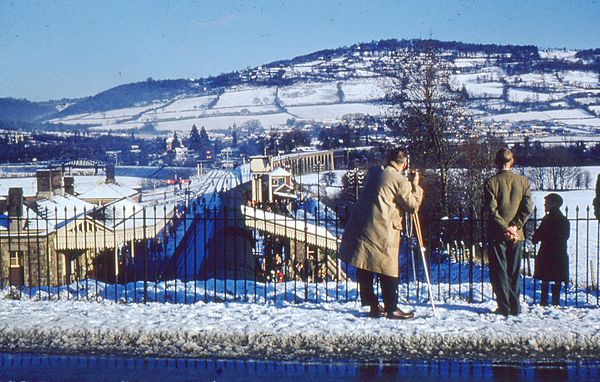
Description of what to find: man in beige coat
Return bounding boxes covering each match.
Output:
[484,148,532,316]
[339,148,423,319]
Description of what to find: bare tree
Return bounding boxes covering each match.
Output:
[546,146,581,190]
[385,43,473,217]
[321,171,337,187]
[584,171,592,189]
[453,135,503,216]
[527,166,546,190]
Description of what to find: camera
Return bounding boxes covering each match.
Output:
[407,170,417,182]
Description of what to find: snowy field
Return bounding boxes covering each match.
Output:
[0,278,599,362]
[481,108,600,131]
[215,86,277,108]
[464,82,504,98]
[279,81,340,106]
[286,103,385,121]
[338,78,385,102]
[507,89,564,103]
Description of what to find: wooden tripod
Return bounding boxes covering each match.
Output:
[411,212,438,318]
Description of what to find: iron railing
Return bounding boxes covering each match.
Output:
[1,199,599,307]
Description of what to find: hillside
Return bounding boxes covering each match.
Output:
[4,38,600,140]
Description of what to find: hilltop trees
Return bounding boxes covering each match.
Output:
[385,43,474,217]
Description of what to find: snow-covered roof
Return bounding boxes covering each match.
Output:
[0,194,97,233]
[270,167,292,177]
[96,197,168,230]
[34,194,96,231]
[78,182,139,200]
[0,177,37,198]
[273,184,296,199]
[0,204,45,231]
[241,205,338,249]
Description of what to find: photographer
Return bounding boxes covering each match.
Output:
[339,148,423,319]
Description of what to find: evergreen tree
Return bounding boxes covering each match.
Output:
[172,132,180,149]
[189,124,201,150]
[199,126,210,147]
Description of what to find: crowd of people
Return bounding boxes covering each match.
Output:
[255,233,330,284]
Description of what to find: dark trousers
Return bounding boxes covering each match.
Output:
[540,281,562,306]
[489,240,523,315]
[356,268,398,313]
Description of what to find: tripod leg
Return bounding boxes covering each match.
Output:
[419,246,438,318]
[412,213,438,318]
[404,212,418,286]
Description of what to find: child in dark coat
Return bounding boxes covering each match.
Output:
[532,193,570,306]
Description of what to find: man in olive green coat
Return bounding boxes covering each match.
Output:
[484,148,533,316]
[339,148,423,319]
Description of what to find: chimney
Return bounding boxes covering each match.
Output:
[64,175,75,195]
[7,187,23,232]
[106,164,116,184]
[36,169,53,199]
[50,168,63,196]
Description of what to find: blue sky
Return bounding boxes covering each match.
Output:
[1,0,599,101]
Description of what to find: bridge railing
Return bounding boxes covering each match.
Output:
[1,201,599,307]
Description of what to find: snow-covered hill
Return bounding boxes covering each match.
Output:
[41,39,600,140]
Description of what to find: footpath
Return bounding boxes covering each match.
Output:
[0,298,599,362]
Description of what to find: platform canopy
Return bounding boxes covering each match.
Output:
[240,205,339,251]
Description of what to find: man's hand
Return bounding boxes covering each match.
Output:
[410,170,420,186]
[504,225,519,242]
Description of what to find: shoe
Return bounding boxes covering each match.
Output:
[386,308,414,320]
[492,308,509,316]
[368,305,386,318]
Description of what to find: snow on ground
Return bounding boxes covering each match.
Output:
[157,95,218,112]
[464,82,504,98]
[505,73,563,88]
[507,89,564,103]
[562,71,599,88]
[286,103,385,121]
[279,82,340,106]
[145,112,295,132]
[481,109,600,128]
[538,50,578,61]
[295,171,345,199]
[214,86,277,108]
[340,78,385,102]
[574,97,600,106]
[0,278,599,362]
[50,104,164,126]
[453,57,489,69]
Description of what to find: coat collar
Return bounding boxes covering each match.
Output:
[388,161,402,174]
[388,161,403,173]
